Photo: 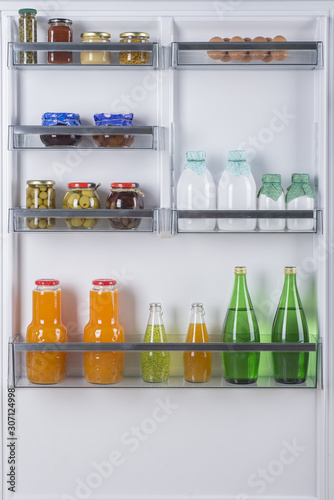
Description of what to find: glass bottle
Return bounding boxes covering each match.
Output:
[271,267,309,384]
[183,303,212,383]
[48,18,72,64]
[18,8,37,64]
[257,174,285,231]
[286,174,315,231]
[141,303,169,382]
[84,279,125,384]
[222,267,260,384]
[26,279,67,384]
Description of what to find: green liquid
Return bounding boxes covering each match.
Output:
[141,325,170,383]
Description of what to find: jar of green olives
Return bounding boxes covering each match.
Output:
[63,182,100,229]
[106,182,144,229]
[26,180,55,229]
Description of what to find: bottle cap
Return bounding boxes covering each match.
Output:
[67,182,97,188]
[48,18,73,24]
[94,113,133,126]
[284,267,297,275]
[120,32,149,38]
[228,150,247,162]
[291,174,310,184]
[19,8,37,14]
[92,279,117,286]
[110,182,138,188]
[262,174,281,184]
[41,112,81,126]
[27,180,55,186]
[35,279,59,286]
[81,32,111,39]
[234,267,247,275]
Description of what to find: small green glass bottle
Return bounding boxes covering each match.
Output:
[141,303,169,383]
[272,267,309,384]
[222,267,260,384]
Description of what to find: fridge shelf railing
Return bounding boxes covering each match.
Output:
[8,42,161,69]
[171,41,323,69]
[8,125,164,150]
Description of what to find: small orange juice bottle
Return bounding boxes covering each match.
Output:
[84,279,124,384]
[26,279,67,384]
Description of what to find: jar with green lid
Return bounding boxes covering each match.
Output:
[26,180,55,229]
[18,8,37,64]
[119,32,150,65]
[80,32,111,64]
[63,182,100,229]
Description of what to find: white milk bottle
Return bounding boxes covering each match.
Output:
[177,151,216,231]
[286,173,315,231]
[217,150,256,231]
[257,174,285,231]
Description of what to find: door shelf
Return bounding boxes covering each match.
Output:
[9,125,164,151]
[8,42,160,69]
[171,41,323,69]
[9,335,320,389]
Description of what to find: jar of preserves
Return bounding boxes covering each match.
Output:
[63,182,100,229]
[119,32,150,65]
[80,32,111,64]
[106,182,144,229]
[48,18,72,64]
[18,8,37,64]
[92,113,135,148]
[40,112,82,147]
[26,180,55,229]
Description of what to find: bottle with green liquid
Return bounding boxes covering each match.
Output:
[272,267,309,384]
[222,267,260,384]
[141,303,170,383]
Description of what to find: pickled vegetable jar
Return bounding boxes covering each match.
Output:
[81,32,111,64]
[40,112,82,147]
[119,32,150,65]
[63,182,100,229]
[92,113,135,148]
[26,279,67,384]
[106,182,144,229]
[18,8,37,64]
[48,18,72,64]
[26,180,55,230]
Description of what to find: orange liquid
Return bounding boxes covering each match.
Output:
[26,289,67,384]
[84,289,124,384]
[183,323,212,383]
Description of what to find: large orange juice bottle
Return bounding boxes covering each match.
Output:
[26,279,67,384]
[183,303,212,383]
[84,279,124,384]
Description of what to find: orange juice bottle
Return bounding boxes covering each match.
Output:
[183,303,212,383]
[84,279,124,384]
[26,279,67,384]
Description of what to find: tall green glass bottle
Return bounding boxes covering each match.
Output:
[272,267,309,384]
[222,267,260,384]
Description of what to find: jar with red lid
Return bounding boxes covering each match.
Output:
[63,182,100,229]
[106,183,144,229]
[48,18,72,64]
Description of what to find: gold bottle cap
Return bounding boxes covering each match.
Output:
[27,180,55,186]
[285,267,297,275]
[81,32,111,39]
[119,32,149,38]
[234,266,247,275]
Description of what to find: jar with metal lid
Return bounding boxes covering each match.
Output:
[119,32,150,65]
[80,32,111,64]
[26,180,55,229]
[18,8,37,64]
[106,182,144,229]
[48,18,72,64]
[63,182,100,229]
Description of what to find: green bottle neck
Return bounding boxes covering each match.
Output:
[279,274,302,309]
[229,274,252,309]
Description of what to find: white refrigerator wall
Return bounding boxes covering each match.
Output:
[0,2,332,500]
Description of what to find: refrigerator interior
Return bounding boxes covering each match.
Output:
[0,2,332,500]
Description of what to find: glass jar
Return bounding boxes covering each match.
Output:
[40,112,82,147]
[63,182,100,229]
[80,32,111,64]
[119,32,150,65]
[92,113,135,148]
[26,180,55,229]
[48,18,72,64]
[106,182,144,229]
[18,8,37,64]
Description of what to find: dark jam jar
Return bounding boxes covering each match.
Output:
[106,183,144,229]
[40,112,82,147]
[48,18,73,64]
[92,113,135,148]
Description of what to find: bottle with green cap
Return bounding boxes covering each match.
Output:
[271,267,309,384]
[222,267,260,384]
[257,174,285,231]
[286,173,315,231]
[18,8,37,64]
[218,150,257,231]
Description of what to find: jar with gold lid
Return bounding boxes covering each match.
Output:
[26,180,55,229]
[119,32,150,65]
[81,32,111,65]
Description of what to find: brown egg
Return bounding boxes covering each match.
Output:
[263,54,274,63]
[219,37,232,61]
[229,36,246,60]
[243,37,253,62]
[207,36,224,60]
[251,36,268,60]
[266,37,273,42]
[272,35,289,61]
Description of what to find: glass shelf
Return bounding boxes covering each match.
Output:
[8,42,160,69]
[8,334,320,389]
[8,125,164,151]
[171,41,323,69]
